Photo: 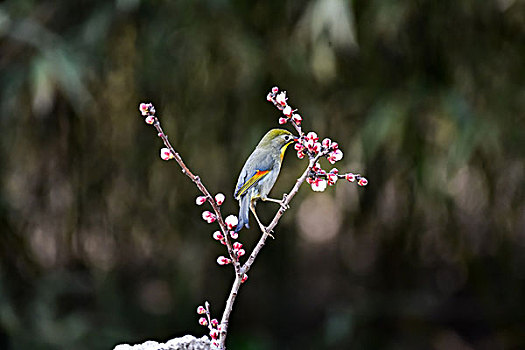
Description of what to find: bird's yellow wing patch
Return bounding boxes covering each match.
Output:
[236,170,270,198]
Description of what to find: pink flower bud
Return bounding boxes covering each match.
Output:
[211,319,219,327]
[214,193,225,206]
[327,173,338,186]
[266,93,273,102]
[330,168,339,174]
[272,86,279,93]
[282,105,292,116]
[311,178,327,192]
[331,141,338,150]
[217,256,231,265]
[278,117,288,124]
[291,113,302,124]
[327,149,343,164]
[202,211,217,223]
[345,173,355,182]
[210,329,219,340]
[145,115,155,124]
[160,148,174,160]
[196,196,207,205]
[276,92,287,106]
[306,131,318,142]
[294,142,304,151]
[322,138,332,148]
[230,231,238,239]
[307,142,321,154]
[212,231,224,241]
[225,215,238,230]
[237,249,245,257]
[197,306,206,314]
[199,317,208,326]
[358,177,368,186]
[297,151,305,159]
[241,274,248,283]
[139,103,150,116]
[233,242,243,250]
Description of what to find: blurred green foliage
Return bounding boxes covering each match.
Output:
[1,0,524,349]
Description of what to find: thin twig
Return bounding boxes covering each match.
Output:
[151,117,241,273]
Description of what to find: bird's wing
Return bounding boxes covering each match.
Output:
[234,169,270,199]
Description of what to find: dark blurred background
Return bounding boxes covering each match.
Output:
[1,0,524,349]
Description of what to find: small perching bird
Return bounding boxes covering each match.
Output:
[234,129,296,233]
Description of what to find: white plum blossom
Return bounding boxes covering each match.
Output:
[160,148,174,160]
[225,215,238,230]
[311,178,327,192]
[215,193,225,206]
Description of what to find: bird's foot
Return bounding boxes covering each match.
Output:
[279,194,290,210]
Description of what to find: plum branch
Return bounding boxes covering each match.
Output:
[136,86,367,350]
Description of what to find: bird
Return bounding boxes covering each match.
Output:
[234,128,296,233]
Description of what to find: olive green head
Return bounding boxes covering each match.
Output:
[257,129,295,151]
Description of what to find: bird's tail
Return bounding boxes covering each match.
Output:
[235,195,250,232]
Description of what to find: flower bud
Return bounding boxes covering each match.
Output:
[291,113,302,125]
[233,242,243,250]
[237,249,245,257]
[283,105,292,116]
[241,274,248,283]
[216,256,231,265]
[345,173,355,182]
[322,138,332,148]
[212,231,224,241]
[272,86,279,93]
[306,131,318,142]
[276,92,287,106]
[311,178,327,192]
[225,215,238,230]
[327,149,343,164]
[145,115,155,124]
[199,317,208,326]
[210,329,219,340]
[139,102,151,116]
[160,148,174,160]
[211,319,219,327]
[197,306,206,315]
[202,211,217,223]
[230,231,238,239]
[214,193,225,206]
[327,172,338,186]
[278,117,288,124]
[358,177,368,186]
[196,196,207,205]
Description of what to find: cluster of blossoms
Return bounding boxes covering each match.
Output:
[195,195,244,258]
[294,131,343,164]
[266,87,368,192]
[196,304,221,348]
[267,87,303,125]
[306,163,368,192]
[139,102,156,124]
